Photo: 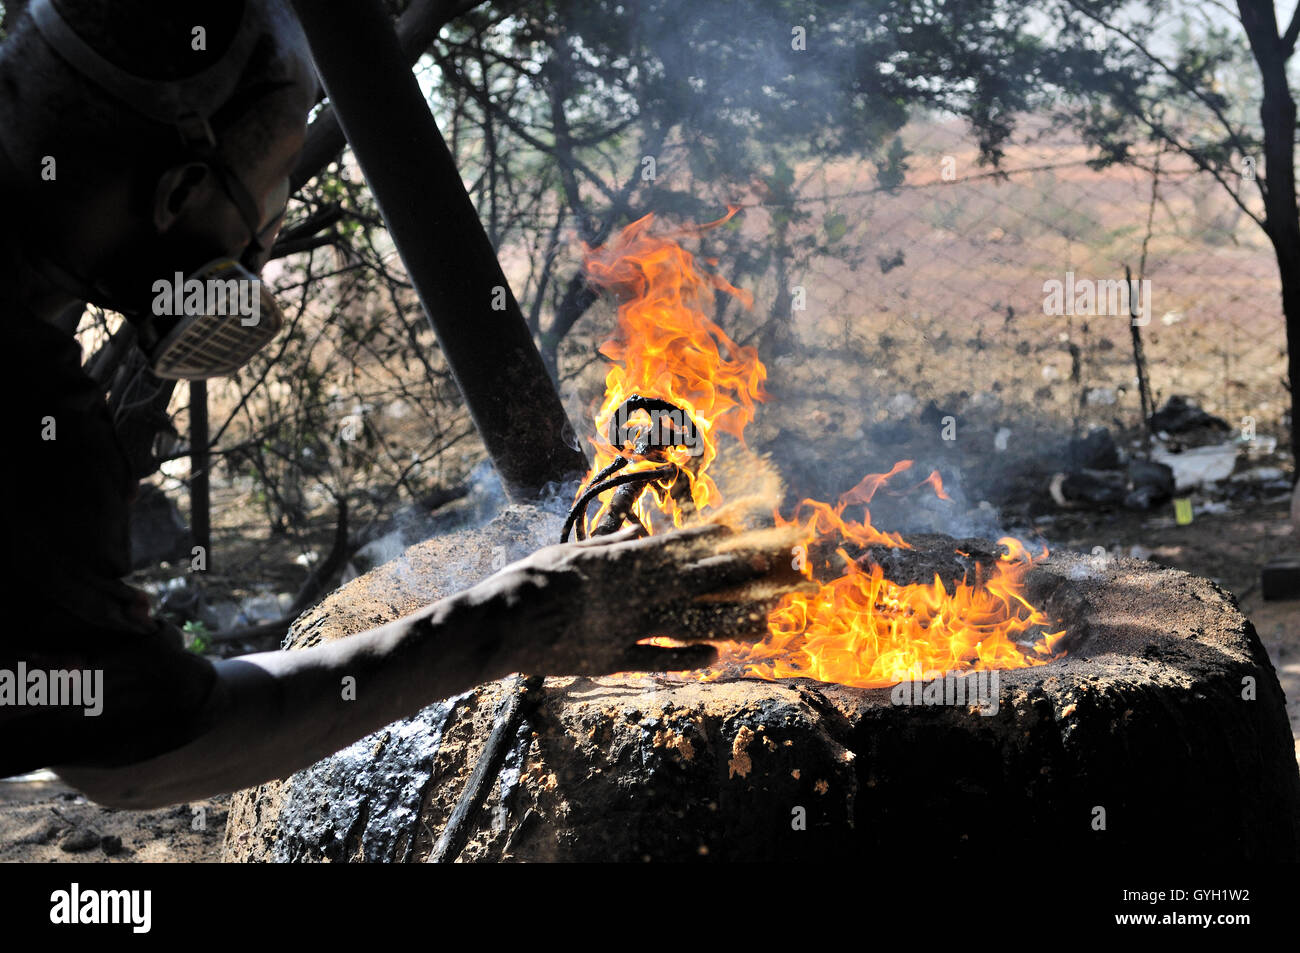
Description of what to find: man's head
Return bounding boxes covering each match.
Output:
[0,0,316,376]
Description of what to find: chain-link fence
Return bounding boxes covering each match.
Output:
[640,115,1290,514]
[746,116,1285,442]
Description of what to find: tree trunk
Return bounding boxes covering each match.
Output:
[292,0,588,500]
[1258,75,1300,468]
[1238,0,1300,468]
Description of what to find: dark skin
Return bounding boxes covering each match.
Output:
[3,42,800,809]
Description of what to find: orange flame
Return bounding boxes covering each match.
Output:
[717,461,1066,687]
[581,209,766,528]
[579,214,1066,687]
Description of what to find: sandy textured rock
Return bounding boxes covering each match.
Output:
[224,515,1300,862]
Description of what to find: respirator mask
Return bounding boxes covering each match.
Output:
[134,122,288,380]
[25,0,290,380]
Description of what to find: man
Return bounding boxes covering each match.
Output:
[0,0,781,808]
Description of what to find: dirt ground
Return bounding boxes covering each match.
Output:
[2,493,1295,863]
[0,777,227,863]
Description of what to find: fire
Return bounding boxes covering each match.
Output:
[716,460,1067,687]
[579,213,1066,688]
[581,209,766,528]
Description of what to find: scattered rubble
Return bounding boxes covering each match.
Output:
[1043,398,1291,521]
[59,827,100,853]
[1148,395,1232,448]
[1152,442,1240,491]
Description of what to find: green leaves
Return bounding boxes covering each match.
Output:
[768,160,796,194]
[182,620,211,654]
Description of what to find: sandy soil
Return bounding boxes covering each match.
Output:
[0,778,226,863]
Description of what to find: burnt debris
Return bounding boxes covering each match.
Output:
[561,395,701,542]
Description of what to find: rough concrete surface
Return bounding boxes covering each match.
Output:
[224,510,1300,862]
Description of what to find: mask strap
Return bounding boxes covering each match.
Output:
[171,115,267,252]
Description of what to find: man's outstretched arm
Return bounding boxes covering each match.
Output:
[54,585,500,809]
[50,524,799,809]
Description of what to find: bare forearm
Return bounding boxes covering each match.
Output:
[56,587,504,809]
[51,525,796,808]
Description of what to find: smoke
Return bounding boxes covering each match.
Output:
[341,461,577,587]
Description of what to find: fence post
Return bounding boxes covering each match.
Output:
[190,379,211,568]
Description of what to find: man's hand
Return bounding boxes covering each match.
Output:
[455,522,810,680]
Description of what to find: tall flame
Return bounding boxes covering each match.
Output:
[582,209,766,527]
[579,213,1065,687]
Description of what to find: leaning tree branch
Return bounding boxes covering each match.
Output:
[290,0,502,193]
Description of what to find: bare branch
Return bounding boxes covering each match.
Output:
[1058,0,1251,157]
